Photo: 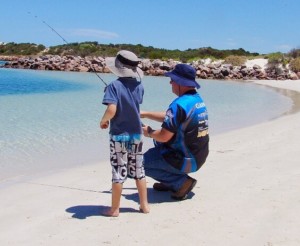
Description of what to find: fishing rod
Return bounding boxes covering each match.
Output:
[27,11,108,88]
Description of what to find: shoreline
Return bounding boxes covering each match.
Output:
[0,80,300,245]
[253,80,300,115]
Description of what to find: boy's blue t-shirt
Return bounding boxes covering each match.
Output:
[102,77,144,135]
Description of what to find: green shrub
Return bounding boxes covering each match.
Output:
[186,57,203,63]
[289,57,300,72]
[0,42,45,55]
[288,48,300,58]
[267,52,289,68]
[267,52,287,64]
[224,55,247,66]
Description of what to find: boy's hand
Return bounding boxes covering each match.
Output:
[142,124,148,136]
[100,120,109,129]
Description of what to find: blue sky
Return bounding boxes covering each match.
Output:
[1,0,299,54]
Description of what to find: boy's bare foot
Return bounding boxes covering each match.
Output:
[139,205,150,214]
[102,208,119,217]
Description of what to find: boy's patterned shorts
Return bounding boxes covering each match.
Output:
[110,134,145,183]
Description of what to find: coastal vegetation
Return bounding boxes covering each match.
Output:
[224,55,247,66]
[1,42,300,80]
[0,42,45,56]
[289,57,300,72]
[1,42,299,65]
[0,41,260,61]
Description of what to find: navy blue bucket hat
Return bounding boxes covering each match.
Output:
[165,64,200,89]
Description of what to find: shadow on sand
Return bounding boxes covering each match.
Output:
[66,187,195,219]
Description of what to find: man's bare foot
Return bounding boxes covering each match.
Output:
[102,208,119,217]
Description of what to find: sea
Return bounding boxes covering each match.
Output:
[0,64,294,183]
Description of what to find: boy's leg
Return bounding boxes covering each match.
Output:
[127,138,149,213]
[135,178,150,213]
[104,183,123,217]
[104,136,127,217]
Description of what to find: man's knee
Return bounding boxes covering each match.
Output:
[143,147,160,170]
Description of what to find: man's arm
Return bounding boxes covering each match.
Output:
[140,110,165,122]
[142,125,174,143]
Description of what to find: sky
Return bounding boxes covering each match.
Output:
[1,0,299,54]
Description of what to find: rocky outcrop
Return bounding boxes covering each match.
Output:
[0,55,19,61]
[1,55,299,80]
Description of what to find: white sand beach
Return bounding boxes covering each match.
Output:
[1,79,300,246]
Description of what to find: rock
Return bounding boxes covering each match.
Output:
[140,59,152,71]
[253,64,262,70]
[212,68,221,75]
[240,68,250,76]
[151,59,161,68]
[207,63,216,69]
[30,63,40,69]
[78,66,89,72]
[102,66,111,73]
[221,68,230,77]
[289,73,299,80]
[198,64,211,74]
[159,61,171,71]
[198,71,208,79]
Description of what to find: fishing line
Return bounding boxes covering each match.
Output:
[27,11,108,89]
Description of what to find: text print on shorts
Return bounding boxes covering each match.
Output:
[110,135,145,183]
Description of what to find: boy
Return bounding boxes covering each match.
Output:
[100,50,149,217]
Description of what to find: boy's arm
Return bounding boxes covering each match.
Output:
[100,103,117,129]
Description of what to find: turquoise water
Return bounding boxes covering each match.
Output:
[0,67,293,181]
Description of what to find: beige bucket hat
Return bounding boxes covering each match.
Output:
[105,50,144,79]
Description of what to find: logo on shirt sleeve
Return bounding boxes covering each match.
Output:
[165,109,174,122]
